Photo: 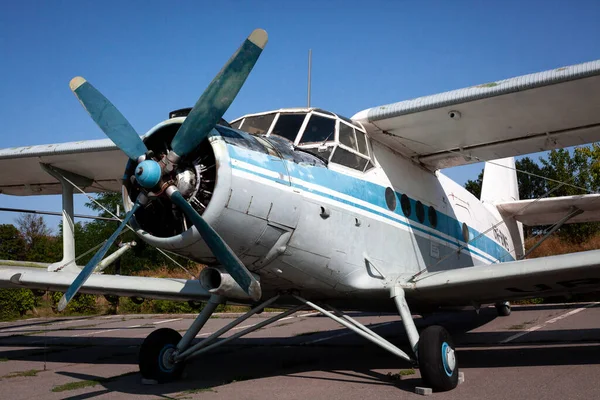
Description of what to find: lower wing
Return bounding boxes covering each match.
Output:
[405,250,600,305]
[0,265,210,302]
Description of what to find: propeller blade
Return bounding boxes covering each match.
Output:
[70,77,148,161]
[57,202,141,312]
[170,29,268,158]
[169,189,261,301]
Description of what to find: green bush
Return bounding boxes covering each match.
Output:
[0,288,36,321]
[50,292,97,314]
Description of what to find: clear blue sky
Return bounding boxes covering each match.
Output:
[1,0,600,228]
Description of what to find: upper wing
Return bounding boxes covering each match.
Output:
[352,60,600,170]
[0,265,211,302]
[496,194,600,225]
[0,138,126,195]
[404,249,600,305]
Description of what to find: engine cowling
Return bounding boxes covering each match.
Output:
[122,117,232,263]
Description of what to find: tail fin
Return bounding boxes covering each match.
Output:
[481,157,525,259]
[481,157,519,204]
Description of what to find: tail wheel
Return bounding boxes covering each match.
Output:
[418,325,459,392]
[495,302,511,316]
[139,328,185,382]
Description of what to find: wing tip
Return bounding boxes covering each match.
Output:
[69,76,86,91]
[248,29,268,49]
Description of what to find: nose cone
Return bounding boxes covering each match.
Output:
[135,159,161,188]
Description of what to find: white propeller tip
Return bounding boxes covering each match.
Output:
[249,29,268,49]
[57,296,68,312]
[69,76,86,91]
[249,280,262,302]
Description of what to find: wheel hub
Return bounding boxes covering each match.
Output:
[159,346,177,372]
[442,342,456,375]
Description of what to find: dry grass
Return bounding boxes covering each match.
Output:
[133,264,205,279]
[525,234,600,258]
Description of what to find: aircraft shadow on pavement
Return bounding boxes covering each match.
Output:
[1,307,599,397]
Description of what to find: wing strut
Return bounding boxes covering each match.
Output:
[521,206,583,259]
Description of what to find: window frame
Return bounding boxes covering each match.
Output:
[232,109,376,173]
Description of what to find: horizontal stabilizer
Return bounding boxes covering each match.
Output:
[496,194,600,226]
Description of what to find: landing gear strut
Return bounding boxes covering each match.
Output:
[139,294,298,382]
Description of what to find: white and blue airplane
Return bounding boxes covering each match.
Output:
[2,29,600,391]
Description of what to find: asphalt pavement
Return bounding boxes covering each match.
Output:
[0,302,598,399]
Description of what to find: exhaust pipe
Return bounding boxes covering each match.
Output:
[200,267,260,301]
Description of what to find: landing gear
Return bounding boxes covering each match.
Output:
[418,326,458,391]
[392,286,459,392]
[139,294,300,382]
[139,328,185,382]
[495,301,511,316]
[138,289,461,392]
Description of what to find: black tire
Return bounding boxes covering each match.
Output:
[495,302,511,317]
[418,325,459,392]
[139,328,184,382]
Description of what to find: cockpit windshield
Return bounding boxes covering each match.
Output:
[231,108,374,173]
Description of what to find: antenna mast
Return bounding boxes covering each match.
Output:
[307,49,312,107]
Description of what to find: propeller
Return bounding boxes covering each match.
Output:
[169,189,260,300]
[69,77,148,161]
[170,29,268,159]
[59,29,267,310]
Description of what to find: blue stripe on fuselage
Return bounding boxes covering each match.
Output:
[226,144,514,264]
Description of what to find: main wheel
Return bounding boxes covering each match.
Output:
[495,301,511,316]
[418,325,458,392]
[139,328,185,382]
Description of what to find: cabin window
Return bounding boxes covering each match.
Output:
[416,201,425,223]
[241,114,275,135]
[330,147,369,171]
[428,206,438,228]
[400,194,411,217]
[462,222,470,243]
[385,187,396,211]
[300,115,335,144]
[230,119,243,130]
[271,114,306,142]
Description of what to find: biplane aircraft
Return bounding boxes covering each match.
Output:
[1,29,600,391]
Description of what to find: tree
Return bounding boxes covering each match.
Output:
[74,192,192,274]
[16,214,51,247]
[14,214,61,263]
[0,224,26,261]
[464,157,546,200]
[464,170,484,199]
[464,148,600,243]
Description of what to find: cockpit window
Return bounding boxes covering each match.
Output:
[300,115,335,144]
[339,122,358,151]
[356,130,368,156]
[330,147,369,171]
[270,114,306,142]
[233,108,375,173]
[241,114,275,135]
